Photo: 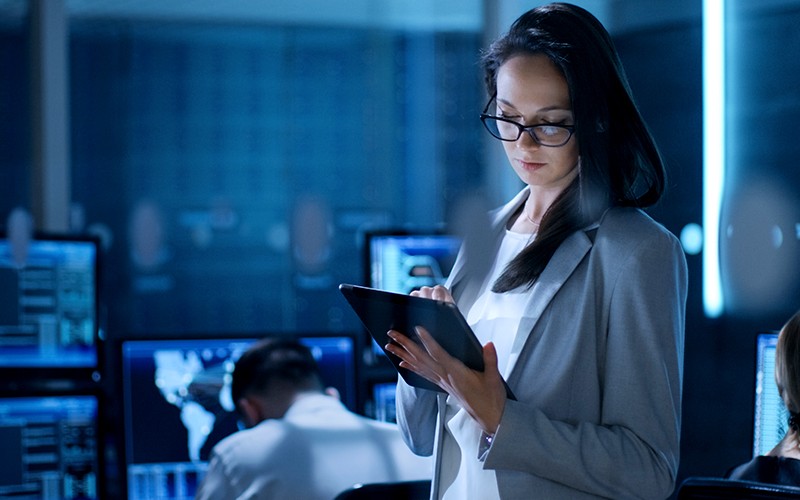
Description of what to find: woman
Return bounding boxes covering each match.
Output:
[386,3,688,499]
[726,310,800,485]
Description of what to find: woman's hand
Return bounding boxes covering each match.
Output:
[386,286,507,434]
[410,285,455,303]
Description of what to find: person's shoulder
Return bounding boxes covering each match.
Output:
[591,207,685,272]
[360,415,403,431]
[596,207,678,246]
[211,420,289,458]
[351,412,411,438]
[727,455,800,485]
[726,456,767,480]
[599,206,669,234]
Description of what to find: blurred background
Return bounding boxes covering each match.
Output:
[1,0,800,498]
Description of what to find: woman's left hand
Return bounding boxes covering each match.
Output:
[386,325,507,435]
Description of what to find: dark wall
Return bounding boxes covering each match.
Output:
[0,29,30,214]
[615,5,800,494]
[65,22,484,338]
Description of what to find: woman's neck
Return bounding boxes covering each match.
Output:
[767,429,800,459]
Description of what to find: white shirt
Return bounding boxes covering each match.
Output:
[195,394,432,500]
[440,229,535,500]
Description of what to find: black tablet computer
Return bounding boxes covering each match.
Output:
[339,283,515,400]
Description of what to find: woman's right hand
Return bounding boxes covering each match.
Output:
[410,285,455,303]
[390,284,507,435]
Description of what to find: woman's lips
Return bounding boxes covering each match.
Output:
[517,159,545,170]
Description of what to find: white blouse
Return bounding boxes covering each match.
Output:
[439,229,537,500]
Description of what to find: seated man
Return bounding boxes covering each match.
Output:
[195,338,431,500]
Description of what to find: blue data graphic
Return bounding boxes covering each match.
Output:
[0,395,100,499]
[753,332,788,457]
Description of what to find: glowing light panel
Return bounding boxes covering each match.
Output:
[703,0,725,318]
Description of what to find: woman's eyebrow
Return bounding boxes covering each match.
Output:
[496,98,571,114]
[536,105,572,113]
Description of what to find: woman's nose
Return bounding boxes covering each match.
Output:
[515,129,541,149]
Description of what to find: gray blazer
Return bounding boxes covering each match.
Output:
[396,188,688,499]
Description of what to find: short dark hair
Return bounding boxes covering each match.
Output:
[231,338,324,404]
[482,2,666,292]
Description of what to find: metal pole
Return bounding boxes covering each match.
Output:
[30,0,71,232]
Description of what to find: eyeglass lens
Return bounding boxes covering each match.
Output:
[484,117,571,146]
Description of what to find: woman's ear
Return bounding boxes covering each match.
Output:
[236,397,261,428]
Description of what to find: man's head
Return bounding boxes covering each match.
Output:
[231,338,325,428]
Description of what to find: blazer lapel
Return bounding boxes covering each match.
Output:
[505,229,594,374]
[447,188,598,376]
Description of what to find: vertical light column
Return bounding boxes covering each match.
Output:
[703,0,725,318]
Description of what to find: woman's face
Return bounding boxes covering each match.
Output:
[494,54,579,192]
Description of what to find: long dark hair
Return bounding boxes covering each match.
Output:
[483,2,666,292]
[776,310,800,416]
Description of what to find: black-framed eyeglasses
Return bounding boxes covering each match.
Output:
[480,96,575,147]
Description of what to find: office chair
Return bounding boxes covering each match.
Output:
[333,479,431,500]
[677,477,800,499]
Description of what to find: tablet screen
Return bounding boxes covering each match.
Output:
[339,283,515,400]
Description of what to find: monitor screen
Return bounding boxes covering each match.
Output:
[0,234,99,368]
[371,381,397,423]
[753,331,787,457]
[0,394,100,499]
[119,334,358,500]
[365,230,461,295]
[363,230,461,361]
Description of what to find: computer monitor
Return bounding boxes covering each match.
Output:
[365,230,462,295]
[371,381,397,423]
[753,331,787,457]
[119,334,358,500]
[363,230,461,362]
[0,233,99,370]
[0,393,101,499]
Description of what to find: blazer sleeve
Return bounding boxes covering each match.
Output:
[484,225,688,499]
[395,376,439,457]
